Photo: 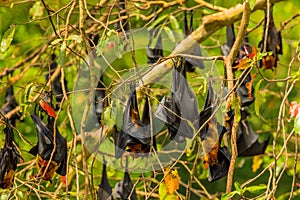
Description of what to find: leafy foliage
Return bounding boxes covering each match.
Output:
[0,0,300,199]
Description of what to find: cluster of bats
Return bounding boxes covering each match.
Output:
[0,2,282,200]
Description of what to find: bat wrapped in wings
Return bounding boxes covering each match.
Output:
[0,117,23,189]
[259,5,283,70]
[114,84,155,158]
[113,166,137,200]
[226,105,269,156]
[236,109,269,157]
[221,24,252,68]
[155,59,199,142]
[97,160,113,200]
[1,85,22,126]
[182,10,204,72]
[198,80,231,182]
[29,114,67,183]
[147,26,163,64]
[94,73,106,125]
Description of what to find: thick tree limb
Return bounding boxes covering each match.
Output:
[137,0,286,89]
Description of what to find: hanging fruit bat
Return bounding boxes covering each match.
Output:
[183,10,204,72]
[94,73,106,125]
[97,161,113,200]
[29,114,67,183]
[155,59,199,142]
[1,85,22,126]
[208,146,231,182]
[198,81,231,182]
[236,109,269,156]
[45,54,68,110]
[226,107,269,157]
[114,84,155,158]
[0,117,23,189]
[113,171,137,200]
[147,27,163,64]
[259,5,283,70]
[221,24,252,67]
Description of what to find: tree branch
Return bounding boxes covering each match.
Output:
[137,0,286,90]
[225,2,251,193]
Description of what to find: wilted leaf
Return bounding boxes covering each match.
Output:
[159,182,178,200]
[1,25,16,53]
[164,167,180,195]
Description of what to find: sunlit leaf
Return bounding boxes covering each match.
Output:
[244,184,267,194]
[169,15,180,30]
[234,182,242,192]
[0,25,16,53]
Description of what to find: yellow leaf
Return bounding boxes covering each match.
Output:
[164,167,180,195]
[252,156,263,172]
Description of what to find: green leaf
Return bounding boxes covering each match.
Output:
[0,25,16,53]
[148,14,168,29]
[244,184,267,194]
[21,83,35,119]
[59,42,66,68]
[103,107,115,129]
[231,95,241,123]
[29,1,43,20]
[255,79,263,116]
[294,114,300,134]
[164,26,175,43]
[248,0,256,10]
[51,38,62,46]
[234,181,242,192]
[221,191,240,200]
[169,15,180,30]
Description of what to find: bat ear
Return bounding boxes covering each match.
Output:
[147,26,163,64]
